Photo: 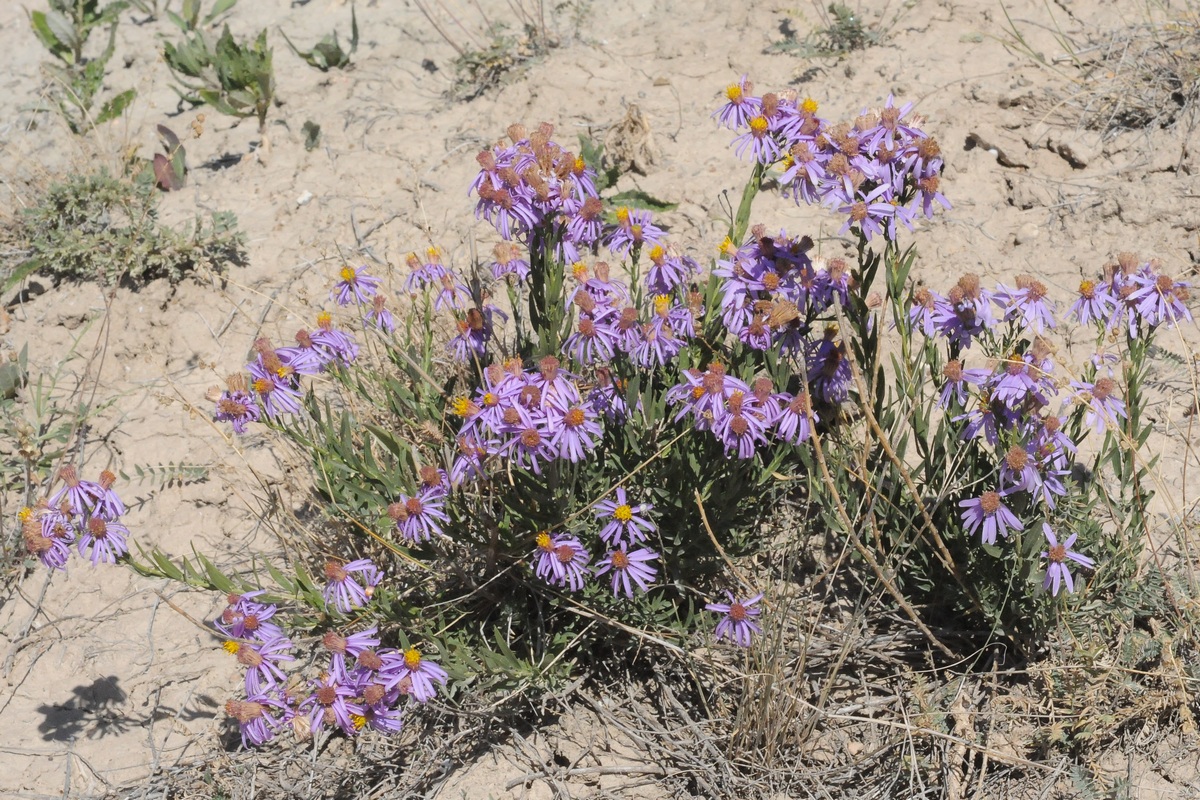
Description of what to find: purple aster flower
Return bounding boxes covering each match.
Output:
[1000,444,1041,496]
[227,634,295,695]
[323,558,383,614]
[300,673,359,735]
[775,391,818,445]
[92,469,126,521]
[77,516,129,565]
[565,196,606,247]
[490,242,531,282]
[310,312,359,365]
[387,489,450,544]
[1040,523,1094,596]
[354,685,405,734]
[994,275,1056,333]
[563,302,621,366]
[214,373,261,434]
[403,248,450,293]
[544,399,602,463]
[594,546,659,598]
[247,373,302,419]
[365,294,397,334]
[990,352,1045,411]
[1128,269,1193,329]
[633,318,685,368]
[714,392,771,459]
[48,465,104,518]
[532,531,591,591]
[712,75,761,130]
[383,647,448,704]
[216,591,284,641]
[21,508,72,570]
[605,207,666,258]
[1069,278,1116,327]
[332,265,381,306]
[706,591,764,647]
[958,490,1023,546]
[733,115,781,164]
[450,433,493,485]
[593,487,656,547]
[938,359,989,408]
[912,174,951,218]
[321,627,383,682]
[1071,377,1127,435]
[909,287,946,337]
[644,244,697,294]
[226,693,293,748]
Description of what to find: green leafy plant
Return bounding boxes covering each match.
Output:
[165,0,237,33]
[30,0,127,65]
[29,0,136,134]
[163,25,274,133]
[282,2,358,71]
[2,168,244,289]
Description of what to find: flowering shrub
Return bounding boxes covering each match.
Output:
[28,77,1194,750]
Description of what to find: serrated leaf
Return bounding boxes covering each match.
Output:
[30,11,71,61]
[95,88,136,125]
[44,11,80,55]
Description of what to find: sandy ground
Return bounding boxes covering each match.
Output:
[1,0,1198,796]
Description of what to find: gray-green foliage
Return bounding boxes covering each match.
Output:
[29,0,136,134]
[4,168,245,288]
[165,0,238,32]
[282,2,358,71]
[163,25,274,132]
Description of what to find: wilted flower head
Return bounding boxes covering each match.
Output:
[323,558,383,613]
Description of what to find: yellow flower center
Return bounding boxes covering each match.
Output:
[404,648,422,670]
[450,396,471,416]
[536,531,553,551]
[252,378,273,394]
[801,97,819,114]
[615,207,631,225]
[719,236,735,256]
[781,154,795,170]
[648,245,665,262]
[614,504,633,523]
[223,640,241,655]
[653,294,670,315]
[725,84,743,102]
[573,156,586,174]
[749,116,769,135]
[17,507,32,522]
[340,266,356,282]
[351,713,367,730]
[572,262,589,281]
[425,246,441,262]
[482,391,498,407]
[316,311,332,328]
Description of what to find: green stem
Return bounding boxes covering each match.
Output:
[729,162,766,244]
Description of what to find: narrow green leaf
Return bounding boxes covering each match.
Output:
[95,88,136,125]
[607,189,677,212]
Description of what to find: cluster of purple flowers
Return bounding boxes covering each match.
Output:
[471,122,602,263]
[911,264,1186,595]
[1069,252,1193,336]
[219,579,447,748]
[667,363,819,459]
[562,261,701,370]
[449,356,610,481]
[21,466,130,570]
[530,487,660,598]
[214,313,360,431]
[400,247,508,362]
[715,78,949,242]
[386,466,451,545]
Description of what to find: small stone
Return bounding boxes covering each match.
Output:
[1015,222,1040,245]
[296,190,313,206]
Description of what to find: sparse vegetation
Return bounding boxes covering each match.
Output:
[2,167,244,289]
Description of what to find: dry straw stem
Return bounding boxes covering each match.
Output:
[796,345,955,658]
